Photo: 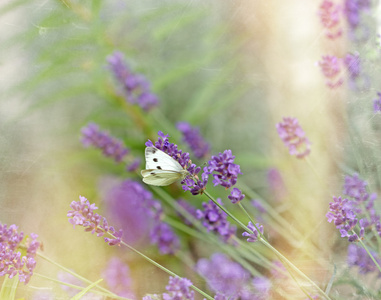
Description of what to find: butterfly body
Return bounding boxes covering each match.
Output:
[141,147,189,186]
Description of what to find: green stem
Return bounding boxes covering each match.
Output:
[109,234,214,300]
[203,190,331,300]
[33,273,131,300]
[37,252,118,297]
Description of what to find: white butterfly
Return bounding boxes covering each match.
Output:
[141,147,189,186]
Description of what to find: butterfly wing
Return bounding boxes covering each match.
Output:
[141,147,188,186]
[141,169,184,186]
[144,147,183,171]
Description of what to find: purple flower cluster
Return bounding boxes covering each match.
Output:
[0,224,40,284]
[196,199,236,243]
[242,222,263,243]
[68,196,123,246]
[276,117,311,159]
[143,276,194,300]
[104,179,180,255]
[343,173,368,202]
[102,257,135,298]
[150,223,180,255]
[347,244,381,275]
[373,92,381,113]
[163,276,194,300]
[318,55,344,88]
[326,196,360,242]
[81,123,129,163]
[107,51,159,111]
[344,0,370,30]
[196,253,269,299]
[206,150,242,189]
[318,0,343,39]
[228,188,245,204]
[344,53,361,80]
[176,122,210,159]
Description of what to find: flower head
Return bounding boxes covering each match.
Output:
[276,117,311,159]
[68,196,122,246]
[326,196,359,242]
[196,253,250,298]
[0,224,40,284]
[163,276,194,300]
[176,122,210,159]
[102,257,135,298]
[107,51,159,111]
[206,150,242,188]
[103,179,161,244]
[344,0,370,30]
[81,123,129,163]
[242,222,263,243]
[150,222,180,255]
[343,173,368,202]
[347,244,381,275]
[228,188,245,204]
[196,199,236,243]
[318,55,344,88]
[318,0,343,39]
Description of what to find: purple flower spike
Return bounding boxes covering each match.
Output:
[81,123,129,163]
[163,276,195,300]
[0,224,40,284]
[206,150,242,188]
[318,0,343,39]
[150,222,180,255]
[373,92,381,113]
[176,122,210,159]
[196,199,236,243]
[348,244,381,275]
[276,117,311,159]
[318,55,344,88]
[107,51,159,111]
[68,196,123,246]
[242,221,263,243]
[343,173,368,202]
[228,188,245,204]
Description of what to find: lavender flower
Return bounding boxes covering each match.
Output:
[176,122,210,159]
[196,199,236,243]
[343,173,368,202]
[104,179,160,244]
[107,51,159,111]
[0,224,40,284]
[102,257,135,298]
[127,157,141,172]
[228,188,245,204]
[196,253,250,298]
[81,123,129,163]
[344,0,370,30]
[242,222,263,243]
[276,117,311,159]
[206,150,242,188]
[347,244,381,275]
[373,92,381,113]
[150,222,180,255]
[68,196,123,246]
[326,196,360,242]
[163,276,194,300]
[318,55,344,88]
[344,53,361,79]
[318,0,343,39]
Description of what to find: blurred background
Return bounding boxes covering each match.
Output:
[1,0,379,299]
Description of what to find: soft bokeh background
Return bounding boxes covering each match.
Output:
[1,0,379,299]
